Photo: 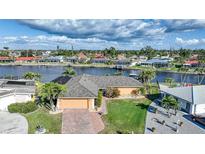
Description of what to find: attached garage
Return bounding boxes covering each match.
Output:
[57,98,95,110]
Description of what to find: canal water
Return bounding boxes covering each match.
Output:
[0,65,204,84]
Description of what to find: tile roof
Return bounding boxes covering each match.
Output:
[63,75,143,98]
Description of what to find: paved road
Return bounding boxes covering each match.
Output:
[0,111,28,134]
[145,101,205,134]
[62,109,104,134]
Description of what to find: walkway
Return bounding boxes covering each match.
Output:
[62,109,104,134]
[145,101,205,134]
[0,111,28,134]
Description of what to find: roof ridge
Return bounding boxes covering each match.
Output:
[78,76,99,96]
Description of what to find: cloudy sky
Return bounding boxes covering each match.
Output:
[1,19,205,50]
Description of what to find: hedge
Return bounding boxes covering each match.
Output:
[8,101,38,114]
[96,90,103,107]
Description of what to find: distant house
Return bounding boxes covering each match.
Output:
[39,56,64,63]
[95,53,105,58]
[77,52,88,63]
[0,57,14,63]
[183,60,199,67]
[66,56,78,63]
[56,75,143,111]
[160,84,205,115]
[116,59,130,65]
[91,58,109,64]
[15,56,41,63]
[42,51,51,57]
[141,58,169,68]
[0,79,36,111]
[117,54,126,60]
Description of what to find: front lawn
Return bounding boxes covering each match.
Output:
[101,99,151,134]
[23,108,62,134]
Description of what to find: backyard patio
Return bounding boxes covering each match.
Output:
[145,101,205,134]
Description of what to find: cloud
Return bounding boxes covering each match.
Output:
[164,19,205,32]
[175,37,205,46]
[18,19,166,42]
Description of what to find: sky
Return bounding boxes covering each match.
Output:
[1,19,205,50]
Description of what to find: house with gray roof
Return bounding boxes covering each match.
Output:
[0,79,35,111]
[56,75,143,111]
[159,84,205,115]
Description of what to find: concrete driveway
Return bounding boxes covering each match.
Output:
[0,111,28,134]
[62,109,104,134]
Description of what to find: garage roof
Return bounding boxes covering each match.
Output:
[63,74,143,98]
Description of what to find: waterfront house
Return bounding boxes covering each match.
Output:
[159,84,205,115]
[66,56,78,63]
[141,58,169,68]
[55,75,143,111]
[77,52,88,63]
[117,54,126,60]
[0,79,36,111]
[183,60,199,67]
[0,56,14,63]
[39,56,64,63]
[95,53,105,58]
[90,58,109,64]
[15,56,41,63]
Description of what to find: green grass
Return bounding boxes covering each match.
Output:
[100,99,151,134]
[23,108,62,134]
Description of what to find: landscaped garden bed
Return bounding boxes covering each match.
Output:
[100,98,151,134]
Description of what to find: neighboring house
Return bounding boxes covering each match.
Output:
[116,59,130,65]
[39,56,64,62]
[77,52,88,63]
[0,79,36,111]
[117,54,126,60]
[66,56,78,63]
[183,60,199,67]
[42,51,51,57]
[0,56,14,63]
[91,58,109,64]
[159,84,205,115]
[141,58,169,67]
[15,56,41,63]
[56,75,143,111]
[95,53,105,58]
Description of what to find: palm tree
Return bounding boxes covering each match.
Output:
[138,69,156,93]
[164,77,175,87]
[38,82,67,111]
[23,72,41,81]
[162,95,179,116]
[62,67,76,76]
[138,69,156,84]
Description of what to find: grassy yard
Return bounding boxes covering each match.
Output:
[101,99,151,134]
[23,108,62,134]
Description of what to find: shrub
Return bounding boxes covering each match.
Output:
[131,89,139,96]
[8,101,38,114]
[139,87,146,95]
[96,90,103,107]
[106,87,120,98]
